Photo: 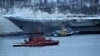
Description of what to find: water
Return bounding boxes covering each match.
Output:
[0,34,100,56]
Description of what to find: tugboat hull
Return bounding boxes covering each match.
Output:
[13,41,59,47]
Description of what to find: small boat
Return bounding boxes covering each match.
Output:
[13,36,59,47]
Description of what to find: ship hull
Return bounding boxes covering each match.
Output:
[13,41,59,47]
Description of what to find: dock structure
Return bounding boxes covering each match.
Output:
[0,16,23,36]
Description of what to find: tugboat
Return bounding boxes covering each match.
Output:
[13,35,59,47]
[51,22,73,37]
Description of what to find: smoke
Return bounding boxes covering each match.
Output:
[2,6,70,21]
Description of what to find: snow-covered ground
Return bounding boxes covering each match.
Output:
[0,34,100,56]
[0,16,22,35]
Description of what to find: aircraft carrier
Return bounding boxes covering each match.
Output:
[4,15,100,35]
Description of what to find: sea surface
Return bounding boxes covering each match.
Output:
[0,34,100,56]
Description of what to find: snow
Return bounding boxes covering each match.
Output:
[0,34,100,56]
